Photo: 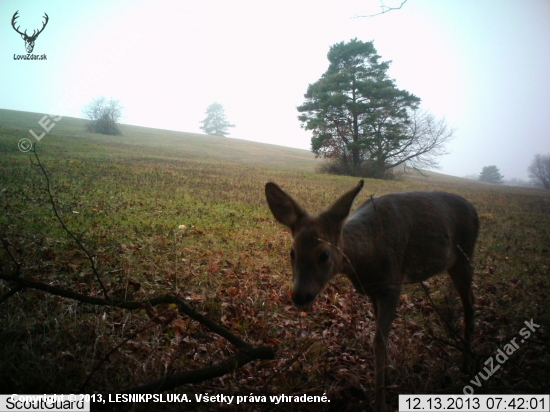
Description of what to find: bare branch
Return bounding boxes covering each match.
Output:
[354,0,409,18]
[80,312,166,391]
[528,153,550,189]
[111,345,274,397]
[384,109,454,170]
[30,145,109,298]
[0,273,264,351]
[0,272,274,397]
[2,146,275,399]
[0,284,25,304]
[0,235,22,277]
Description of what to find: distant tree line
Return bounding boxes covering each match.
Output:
[81,98,238,139]
[466,154,550,190]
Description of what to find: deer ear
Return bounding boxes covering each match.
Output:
[326,180,364,222]
[265,182,306,231]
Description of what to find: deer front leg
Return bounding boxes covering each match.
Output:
[372,289,401,412]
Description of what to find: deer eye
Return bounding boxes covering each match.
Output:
[318,250,330,264]
[290,248,296,261]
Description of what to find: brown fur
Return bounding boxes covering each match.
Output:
[265,180,479,412]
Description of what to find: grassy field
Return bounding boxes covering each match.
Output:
[1,109,549,410]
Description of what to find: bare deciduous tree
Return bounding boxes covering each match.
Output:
[83,97,123,136]
[384,109,454,172]
[528,153,550,189]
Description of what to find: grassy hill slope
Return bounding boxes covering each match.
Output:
[0,108,496,186]
[1,108,549,408]
[0,108,319,172]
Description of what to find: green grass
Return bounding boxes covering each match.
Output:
[0,108,319,172]
[0,109,549,410]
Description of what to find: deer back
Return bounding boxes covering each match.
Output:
[341,191,479,295]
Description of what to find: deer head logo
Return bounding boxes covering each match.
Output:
[11,11,49,54]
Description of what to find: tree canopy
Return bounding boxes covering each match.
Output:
[200,103,235,137]
[479,165,504,184]
[298,38,452,178]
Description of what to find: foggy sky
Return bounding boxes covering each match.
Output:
[1,0,549,180]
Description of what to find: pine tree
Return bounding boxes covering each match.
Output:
[200,103,235,137]
[479,165,504,184]
[298,39,452,179]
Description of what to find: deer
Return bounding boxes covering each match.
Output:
[11,11,49,54]
[265,180,479,412]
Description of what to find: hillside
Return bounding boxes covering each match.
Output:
[0,108,491,187]
[0,108,319,172]
[1,107,549,408]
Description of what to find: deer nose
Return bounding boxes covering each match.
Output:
[293,290,315,307]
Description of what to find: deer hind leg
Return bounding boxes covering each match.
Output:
[371,288,401,412]
[448,260,475,372]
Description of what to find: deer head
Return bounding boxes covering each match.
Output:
[265,180,364,306]
[12,11,49,53]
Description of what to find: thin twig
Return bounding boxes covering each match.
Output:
[261,338,319,393]
[0,272,274,396]
[80,313,164,391]
[354,0,408,18]
[30,145,109,298]
[419,282,471,357]
[0,273,263,352]
[92,346,274,409]
[3,145,275,398]
[0,284,25,304]
[0,235,22,277]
